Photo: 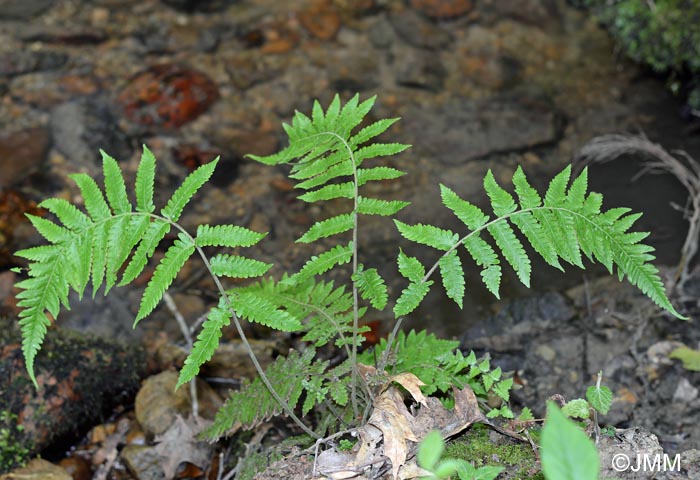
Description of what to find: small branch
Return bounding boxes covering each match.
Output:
[163,291,199,418]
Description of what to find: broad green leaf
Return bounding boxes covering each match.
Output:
[541,402,599,480]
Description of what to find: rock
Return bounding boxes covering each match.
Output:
[224,51,286,90]
[120,445,165,480]
[367,17,395,49]
[404,97,562,164]
[388,10,452,50]
[0,0,53,19]
[134,370,221,437]
[117,64,219,129]
[410,0,474,19]
[394,47,446,92]
[0,458,71,480]
[19,28,106,45]
[327,50,380,93]
[298,0,342,40]
[0,190,42,268]
[0,317,148,455]
[0,127,49,188]
[0,51,68,77]
[598,428,665,480]
[50,96,132,176]
[57,456,92,480]
[160,0,234,13]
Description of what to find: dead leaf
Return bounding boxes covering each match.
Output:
[153,415,213,478]
[389,373,427,406]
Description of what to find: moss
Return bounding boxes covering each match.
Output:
[444,425,543,480]
[573,0,700,108]
[0,410,31,473]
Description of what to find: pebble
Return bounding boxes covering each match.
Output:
[0,50,68,77]
[120,445,166,480]
[0,0,54,19]
[298,0,342,40]
[388,9,452,50]
[50,95,132,175]
[0,458,71,480]
[0,127,49,188]
[57,456,92,480]
[134,370,222,437]
[117,63,219,128]
[410,0,474,19]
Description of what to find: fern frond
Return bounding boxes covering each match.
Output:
[284,242,353,284]
[232,291,302,331]
[356,166,406,185]
[101,150,131,215]
[438,250,465,308]
[135,233,195,325]
[161,158,218,222]
[297,214,354,243]
[397,249,425,282]
[298,182,354,202]
[195,224,266,248]
[177,302,231,388]
[349,118,400,148]
[354,143,410,165]
[26,215,71,244]
[119,219,171,286]
[395,220,458,251]
[357,197,410,216]
[483,171,517,216]
[14,250,67,387]
[487,221,531,287]
[398,164,683,318]
[209,254,273,278]
[39,198,91,232]
[69,173,111,221]
[394,280,432,317]
[135,146,156,213]
[203,348,324,437]
[440,185,489,230]
[353,265,388,310]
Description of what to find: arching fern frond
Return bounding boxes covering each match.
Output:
[14,147,256,386]
[395,165,685,319]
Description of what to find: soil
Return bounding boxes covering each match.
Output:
[0,0,699,478]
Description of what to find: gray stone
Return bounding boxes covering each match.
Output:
[0,51,68,77]
[394,47,446,92]
[388,9,452,50]
[0,0,53,19]
[121,445,166,480]
[50,96,132,176]
[404,97,562,164]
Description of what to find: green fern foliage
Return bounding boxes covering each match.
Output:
[248,94,410,245]
[395,165,685,319]
[177,300,231,388]
[14,146,266,386]
[203,347,330,438]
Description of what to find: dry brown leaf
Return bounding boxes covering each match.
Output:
[388,372,427,406]
[153,415,213,478]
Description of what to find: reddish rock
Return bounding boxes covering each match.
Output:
[0,189,43,268]
[0,127,49,188]
[410,0,473,19]
[117,64,219,128]
[299,0,342,40]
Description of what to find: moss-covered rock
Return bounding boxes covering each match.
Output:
[0,317,148,472]
[573,0,700,109]
[444,425,544,480]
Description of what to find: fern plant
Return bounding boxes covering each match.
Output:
[14,95,685,452]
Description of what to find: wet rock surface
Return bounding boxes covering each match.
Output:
[0,0,699,475]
